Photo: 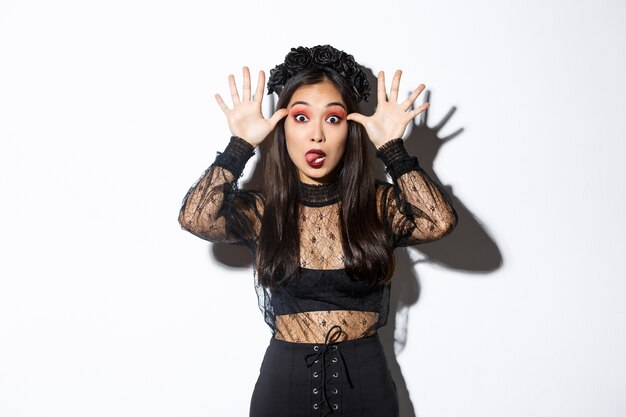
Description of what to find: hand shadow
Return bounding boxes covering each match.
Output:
[357,67,503,417]
[210,68,503,417]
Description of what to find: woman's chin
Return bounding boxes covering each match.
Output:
[298,167,338,185]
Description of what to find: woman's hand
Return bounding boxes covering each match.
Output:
[347,70,429,149]
[215,66,288,147]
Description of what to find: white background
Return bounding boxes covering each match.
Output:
[1,1,625,416]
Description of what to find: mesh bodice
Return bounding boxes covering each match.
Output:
[178,136,457,343]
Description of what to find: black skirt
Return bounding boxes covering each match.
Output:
[250,329,399,417]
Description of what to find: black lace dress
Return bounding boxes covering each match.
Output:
[178,136,457,344]
[178,136,457,416]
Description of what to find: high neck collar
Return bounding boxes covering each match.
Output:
[297,181,340,207]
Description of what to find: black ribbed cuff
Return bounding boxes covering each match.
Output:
[213,136,256,178]
[376,138,420,179]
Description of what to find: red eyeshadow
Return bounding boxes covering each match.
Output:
[289,105,309,117]
[328,109,346,118]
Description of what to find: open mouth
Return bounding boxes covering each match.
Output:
[305,150,326,168]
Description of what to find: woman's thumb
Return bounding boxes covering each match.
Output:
[269,108,289,127]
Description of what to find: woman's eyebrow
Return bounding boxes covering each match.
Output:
[290,101,346,110]
[327,102,346,110]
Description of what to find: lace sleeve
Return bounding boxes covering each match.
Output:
[376,138,458,247]
[178,136,263,249]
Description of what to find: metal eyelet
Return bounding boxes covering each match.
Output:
[332,388,338,394]
[313,345,320,351]
[332,404,339,410]
[313,371,319,378]
[331,345,338,350]
[332,357,338,363]
[314,359,319,363]
[313,388,319,394]
[313,403,319,410]
[332,372,339,378]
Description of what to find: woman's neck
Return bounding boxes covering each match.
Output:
[297,180,340,207]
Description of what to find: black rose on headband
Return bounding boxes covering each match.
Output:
[267,66,289,96]
[283,46,312,75]
[267,44,371,102]
[312,45,342,66]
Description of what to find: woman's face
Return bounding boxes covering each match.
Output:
[284,80,349,185]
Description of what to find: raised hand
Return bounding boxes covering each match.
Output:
[346,70,429,149]
[215,66,288,147]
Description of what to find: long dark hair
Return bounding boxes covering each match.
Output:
[256,67,394,288]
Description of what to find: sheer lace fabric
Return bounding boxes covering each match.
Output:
[298,203,344,270]
[178,137,457,343]
[275,310,378,343]
[178,165,262,248]
[378,169,457,247]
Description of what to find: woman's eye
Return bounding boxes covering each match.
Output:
[294,114,308,122]
[326,115,342,124]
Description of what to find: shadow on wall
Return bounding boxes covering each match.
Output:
[210,67,503,417]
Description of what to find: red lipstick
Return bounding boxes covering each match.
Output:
[305,149,326,168]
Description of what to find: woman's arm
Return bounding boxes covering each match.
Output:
[347,70,457,246]
[376,138,457,247]
[179,67,288,246]
[178,136,262,246]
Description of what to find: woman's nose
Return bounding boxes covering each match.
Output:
[309,123,325,143]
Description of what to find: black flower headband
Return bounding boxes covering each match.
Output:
[267,45,371,102]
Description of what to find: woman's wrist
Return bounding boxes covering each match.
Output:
[213,136,256,178]
[375,138,421,179]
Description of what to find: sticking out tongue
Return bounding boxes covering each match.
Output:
[305,150,326,167]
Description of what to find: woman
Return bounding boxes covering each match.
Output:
[178,45,457,417]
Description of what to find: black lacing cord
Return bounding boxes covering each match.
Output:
[304,325,354,414]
